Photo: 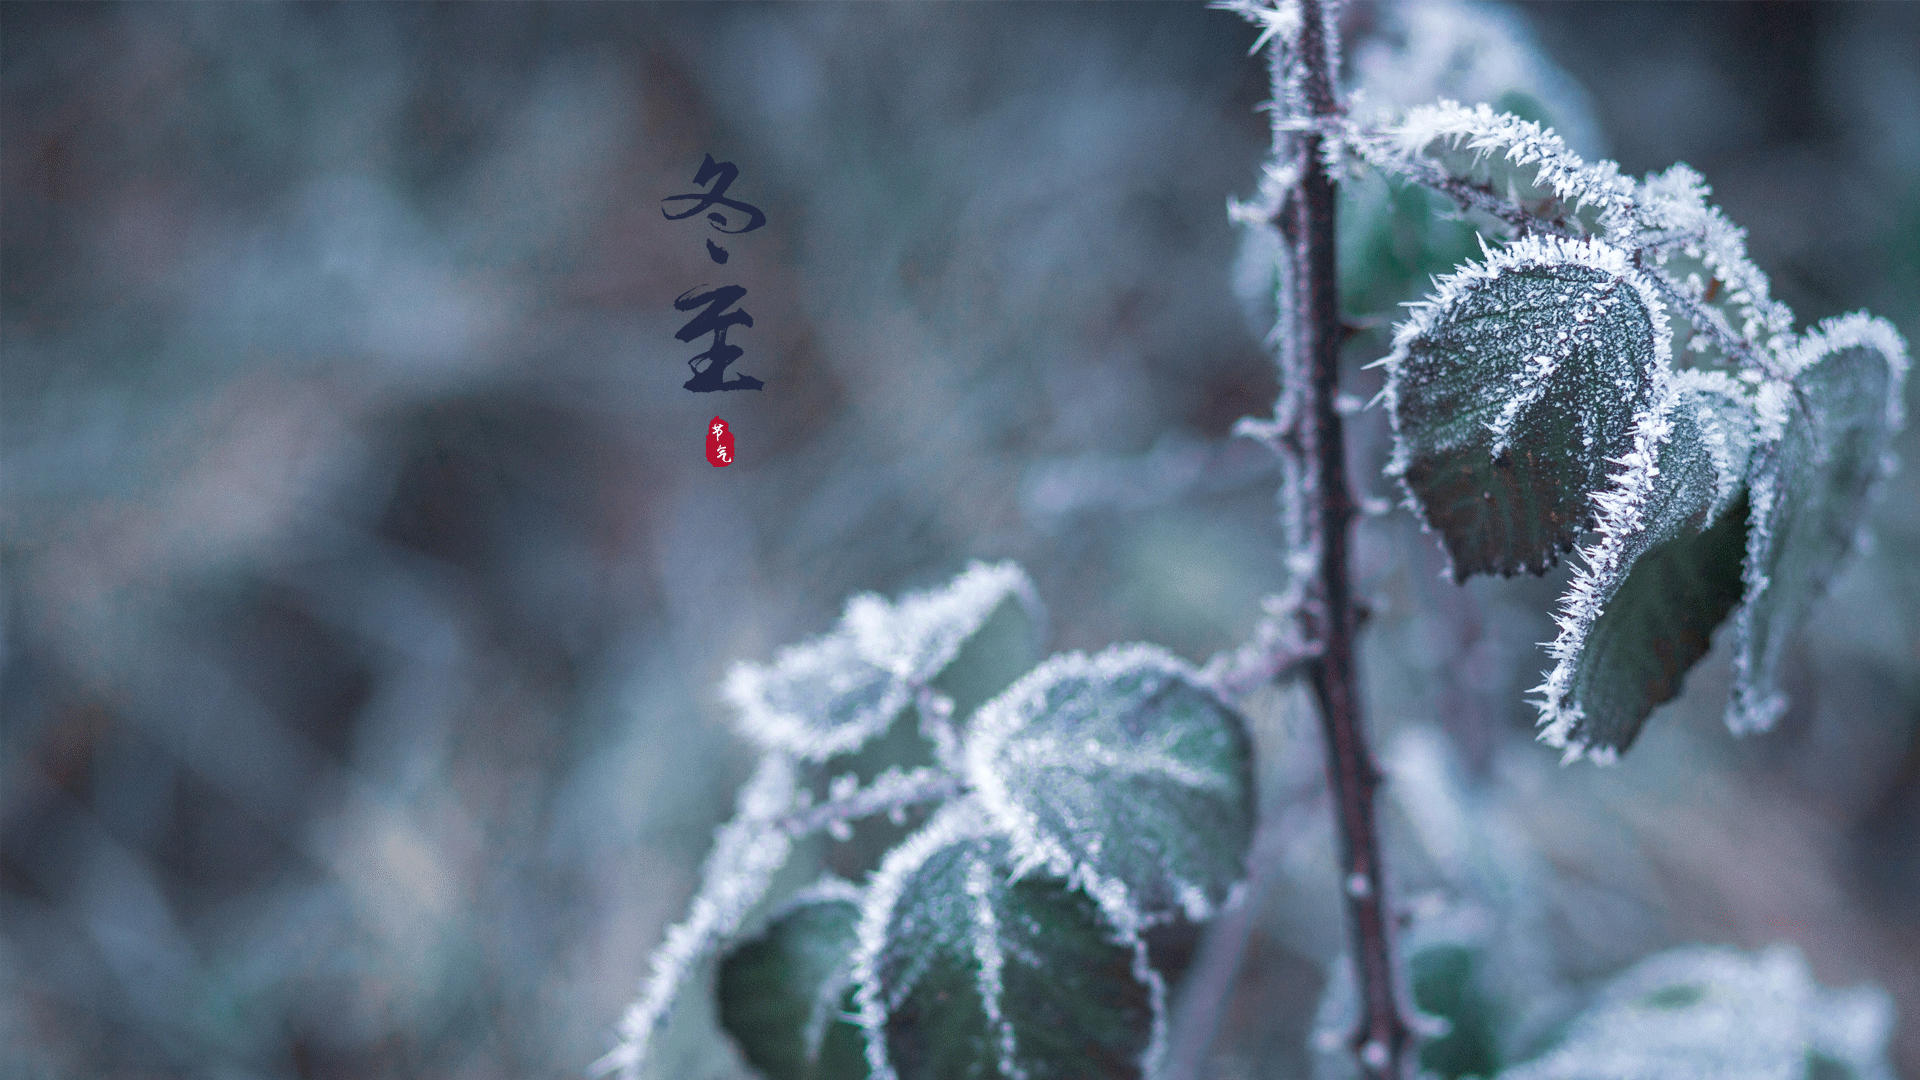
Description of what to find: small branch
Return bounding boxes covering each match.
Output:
[777,765,960,839]
[1641,266,1771,375]
[1290,2,1416,1077]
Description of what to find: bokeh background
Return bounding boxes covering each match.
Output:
[3,3,1916,1078]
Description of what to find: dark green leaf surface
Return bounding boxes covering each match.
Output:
[963,646,1253,925]
[1730,318,1904,733]
[1384,236,1665,580]
[857,807,1156,1080]
[1413,945,1502,1080]
[718,886,870,1080]
[1540,388,1747,758]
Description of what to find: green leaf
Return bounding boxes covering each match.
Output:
[1497,945,1894,1080]
[1535,376,1750,761]
[717,881,871,1080]
[726,563,1042,761]
[1413,945,1502,1080]
[1382,234,1670,580]
[929,585,1047,725]
[853,804,1159,1080]
[1338,171,1481,319]
[1729,315,1909,734]
[963,645,1254,927]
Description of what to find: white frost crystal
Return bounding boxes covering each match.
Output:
[727,561,1041,761]
[1500,944,1895,1080]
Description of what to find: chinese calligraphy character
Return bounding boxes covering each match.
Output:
[665,154,768,393]
[673,285,764,392]
[662,153,766,265]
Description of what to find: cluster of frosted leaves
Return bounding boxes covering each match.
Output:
[1543,315,1908,759]
[851,803,1163,1080]
[726,562,1042,761]
[708,644,1252,1080]
[1381,234,1671,580]
[1381,224,1909,760]
[964,645,1255,928]
[1499,945,1894,1080]
[1347,101,1800,375]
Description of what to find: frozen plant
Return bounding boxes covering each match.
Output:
[598,2,1907,1079]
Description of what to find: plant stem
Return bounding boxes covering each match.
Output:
[1289,2,1415,1075]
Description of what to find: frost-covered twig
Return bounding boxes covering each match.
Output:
[775,766,960,839]
[1230,1,1417,1075]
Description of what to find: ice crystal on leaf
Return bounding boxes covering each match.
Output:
[1533,377,1749,762]
[964,645,1255,929]
[1381,234,1669,580]
[597,756,798,1080]
[1727,314,1909,734]
[1367,98,1913,754]
[727,562,1041,761]
[851,801,1163,1080]
[1499,945,1895,1080]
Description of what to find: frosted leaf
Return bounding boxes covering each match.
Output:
[597,756,799,1079]
[1629,164,1795,371]
[851,802,1162,1080]
[1355,101,1637,234]
[1534,378,1751,761]
[728,562,1042,761]
[716,879,869,1080]
[1382,234,1670,580]
[963,645,1254,929]
[1728,315,1910,734]
[727,635,909,763]
[1499,944,1894,1080]
[847,562,1044,687]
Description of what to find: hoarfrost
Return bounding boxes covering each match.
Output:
[964,645,1254,932]
[1534,375,1745,760]
[1499,944,1895,1080]
[727,562,1041,761]
[852,800,1158,1080]
[1727,314,1909,734]
[596,755,798,1079]
[1381,234,1669,580]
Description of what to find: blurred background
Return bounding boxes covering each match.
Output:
[2,3,1915,1078]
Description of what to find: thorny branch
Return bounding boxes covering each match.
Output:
[1237,0,1418,1075]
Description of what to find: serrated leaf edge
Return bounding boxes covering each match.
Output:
[598,754,799,1079]
[1532,368,1764,762]
[1379,234,1673,571]
[963,643,1235,931]
[1531,375,1681,765]
[1725,313,1911,735]
[727,562,1041,761]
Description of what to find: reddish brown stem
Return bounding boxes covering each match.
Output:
[1289,2,1416,1076]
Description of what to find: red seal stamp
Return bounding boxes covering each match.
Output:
[706,417,734,467]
